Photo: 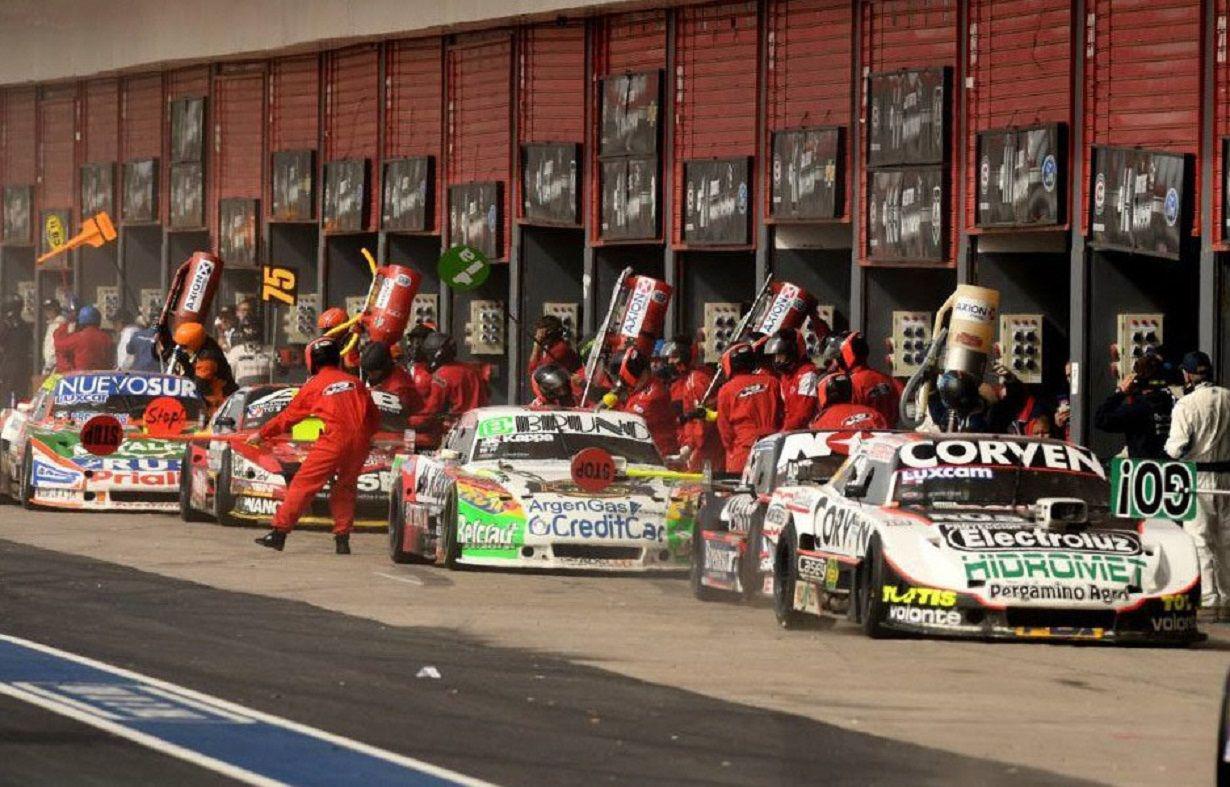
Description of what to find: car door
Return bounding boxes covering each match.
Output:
[811,452,892,561]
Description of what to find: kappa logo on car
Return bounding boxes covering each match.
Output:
[881,585,957,608]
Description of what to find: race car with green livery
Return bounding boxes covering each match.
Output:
[771,433,1202,644]
[180,384,410,528]
[0,371,205,511]
[388,406,686,570]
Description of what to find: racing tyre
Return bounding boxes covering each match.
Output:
[438,489,461,570]
[388,478,414,564]
[739,516,765,603]
[214,451,243,527]
[690,519,724,603]
[858,536,893,639]
[179,446,208,523]
[18,445,36,510]
[773,524,808,630]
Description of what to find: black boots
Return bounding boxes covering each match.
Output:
[255,530,286,551]
[335,534,351,555]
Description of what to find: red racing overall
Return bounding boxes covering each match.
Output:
[258,366,380,535]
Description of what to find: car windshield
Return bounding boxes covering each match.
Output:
[893,466,1110,511]
[784,455,849,484]
[241,388,296,430]
[471,432,662,465]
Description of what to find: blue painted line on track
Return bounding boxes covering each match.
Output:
[0,635,484,786]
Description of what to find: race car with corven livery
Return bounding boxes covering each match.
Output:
[180,384,409,528]
[770,433,1202,644]
[389,406,686,570]
[0,372,205,511]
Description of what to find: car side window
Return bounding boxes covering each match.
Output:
[216,395,244,430]
[864,459,893,504]
[750,444,776,495]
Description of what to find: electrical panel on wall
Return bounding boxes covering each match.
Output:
[284,294,319,344]
[999,314,1043,385]
[542,302,580,342]
[1112,313,1164,378]
[804,305,835,362]
[702,302,743,363]
[467,300,506,356]
[412,294,438,327]
[345,295,368,318]
[889,311,933,378]
[95,286,120,330]
[140,289,164,324]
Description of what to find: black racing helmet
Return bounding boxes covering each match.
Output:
[359,341,395,386]
[532,363,574,405]
[763,328,807,374]
[608,346,649,388]
[720,341,757,378]
[421,331,457,371]
[817,373,854,409]
[305,336,342,375]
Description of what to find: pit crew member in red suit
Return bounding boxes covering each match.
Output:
[763,327,819,430]
[810,372,890,430]
[252,336,380,555]
[714,342,782,474]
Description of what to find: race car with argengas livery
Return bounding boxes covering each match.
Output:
[389,406,686,571]
[669,429,890,602]
[179,384,410,528]
[770,433,1202,644]
[0,371,205,511]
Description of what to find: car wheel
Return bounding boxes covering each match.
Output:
[0,443,12,502]
[690,517,724,603]
[739,515,765,602]
[18,444,39,510]
[438,489,461,570]
[179,445,208,523]
[859,536,893,639]
[214,451,243,527]
[388,477,415,564]
[773,524,807,629]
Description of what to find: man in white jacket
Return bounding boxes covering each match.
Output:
[1165,351,1230,620]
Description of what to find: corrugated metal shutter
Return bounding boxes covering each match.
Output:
[1084,0,1201,236]
[167,67,209,101]
[860,0,958,264]
[386,38,443,233]
[38,84,78,217]
[4,88,37,186]
[447,31,513,259]
[325,45,380,230]
[966,0,1071,230]
[1217,1,1230,246]
[674,1,760,247]
[519,22,586,222]
[597,10,668,74]
[269,55,320,152]
[214,69,265,200]
[83,79,118,166]
[767,0,853,221]
[121,74,163,163]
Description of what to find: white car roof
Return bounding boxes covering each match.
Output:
[468,406,653,440]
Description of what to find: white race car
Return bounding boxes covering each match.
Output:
[770,433,1202,644]
[388,406,688,571]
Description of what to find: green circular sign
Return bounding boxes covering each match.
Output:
[437,244,491,292]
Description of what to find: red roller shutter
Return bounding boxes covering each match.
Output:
[767,0,854,221]
[1218,1,1230,247]
[325,45,380,229]
[966,0,1071,231]
[83,79,119,166]
[38,84,78,217]
[214,65,266,248]
[519,22,586,222]
[386,38,443,233]
[860,0,959,265]
[122,74,162,163]
[447,31,513,259]
[270,55,319,152]
[597,10,667,74]
[4,88,37,186]
[673,2,760,248]
[1084,0,1201,236]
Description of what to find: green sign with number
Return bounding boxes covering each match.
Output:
[1110,458,1197,521]
[438,244,491,292]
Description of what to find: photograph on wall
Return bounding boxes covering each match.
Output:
[866,68,948,168]
[39,209,71,258]
[323,158,368,233]
[122,159,159,224]
[770,127,842,221]
[170,162,205,229]
[271,150,315,222]
[171,97,205,163]
[868,167,946,263]
[600,70,662,158]
[220,198,259,266]
[976,124,1064,229]
[523,143,580,226]
[381,156,433,232]
[80,162,115,217]
[1089,145,1189,260]
[2,185,32,244]
[975,128,1015,227]
[599,156,658,241]
[448,182,502,260]
[683,157,751,246]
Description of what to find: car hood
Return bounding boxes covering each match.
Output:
[30,427,183,468]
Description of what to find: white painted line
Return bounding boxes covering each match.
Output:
[374,571,424,586]
[0,634,489,786]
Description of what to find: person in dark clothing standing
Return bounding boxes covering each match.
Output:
[0,297,31,404]
[1094,353,1176,459]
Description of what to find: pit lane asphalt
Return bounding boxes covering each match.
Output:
[0,508,1224,785]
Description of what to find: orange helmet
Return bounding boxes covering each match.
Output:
[172,321,206,352]
[317,307,348,332]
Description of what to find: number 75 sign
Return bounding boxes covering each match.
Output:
[261,265,298,306]
[1110,458,1197,521]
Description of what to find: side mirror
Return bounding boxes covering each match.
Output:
[214,416,236,432]
[842,471,871,500]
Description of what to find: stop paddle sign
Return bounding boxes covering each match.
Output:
[81,414,125,456]
[570,447,617,493]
